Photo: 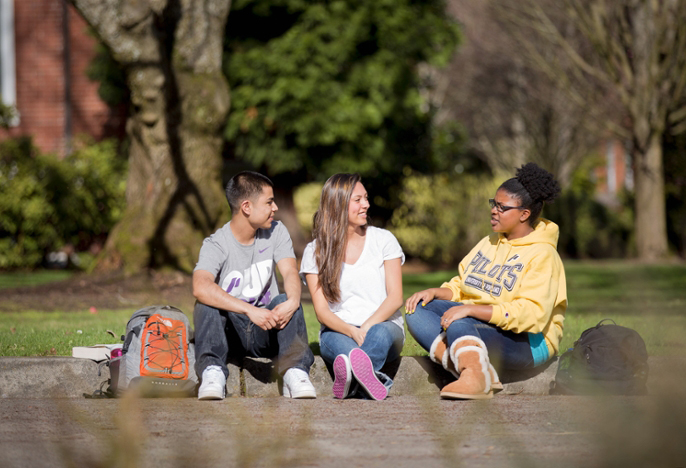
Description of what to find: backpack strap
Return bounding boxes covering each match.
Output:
[574,318,617,346]
[123,325,143,351]
[83,378,115,399]
[96,359,109,377]
[596,318,617,328]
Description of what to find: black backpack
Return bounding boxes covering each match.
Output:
[552,319,649,395]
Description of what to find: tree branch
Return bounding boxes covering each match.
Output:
[69,0,160,64]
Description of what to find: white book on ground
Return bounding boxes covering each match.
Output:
[71,344,123,361]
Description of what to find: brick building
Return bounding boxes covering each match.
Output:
[594,139,633,206]
[0,0,124,156]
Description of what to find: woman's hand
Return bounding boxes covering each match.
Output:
[440,306,471,329]
[440,304,494,329]
[349,326,367,346]
[405,289,436,314]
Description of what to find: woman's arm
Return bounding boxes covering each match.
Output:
[360,258,403,332]
[405,286,453,314]
[444,249,563,333]
[304,273,366,345]
[488,249,563,334]
[440,304,493,329]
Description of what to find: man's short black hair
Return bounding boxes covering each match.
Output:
[225,171,274,214]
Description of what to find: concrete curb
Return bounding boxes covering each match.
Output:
[241,356,559,397]
[0,355,559,399]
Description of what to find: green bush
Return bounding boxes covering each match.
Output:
[0,137,127,269]
[546,163,634,258]
[390,170,501,265]
[294,182,323,237]
[0,98,17,128]
[390,162,635,263]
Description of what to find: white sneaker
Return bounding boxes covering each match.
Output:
[282,368,317,399]
[198,365,226,400]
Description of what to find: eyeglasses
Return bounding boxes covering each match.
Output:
[489,198,525,213]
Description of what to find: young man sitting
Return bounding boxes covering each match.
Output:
[193,171,316,399]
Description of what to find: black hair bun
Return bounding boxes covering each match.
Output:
[516,163,561,203]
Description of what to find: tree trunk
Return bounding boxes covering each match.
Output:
[500,0,682,261]
[633,133,668,260]
[272,185,308,258]
[70,0,231,273]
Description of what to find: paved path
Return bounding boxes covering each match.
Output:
[1,356,684,467]
[1,393,684,468]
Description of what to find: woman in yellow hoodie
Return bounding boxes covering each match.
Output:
[405,163,567,400]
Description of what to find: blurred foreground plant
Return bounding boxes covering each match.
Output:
[56,393,317,468]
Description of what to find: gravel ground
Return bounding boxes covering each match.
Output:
[2,272,684,467]
[1,391,684,468]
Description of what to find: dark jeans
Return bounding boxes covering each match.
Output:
[193,294,314,379]
[405,300,537,372]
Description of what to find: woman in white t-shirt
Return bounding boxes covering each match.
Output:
[300,173,405,400]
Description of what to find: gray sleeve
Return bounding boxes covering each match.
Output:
[194,232,227,278]
[272,221,295,264]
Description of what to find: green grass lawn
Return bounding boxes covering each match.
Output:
[0,309,132,356]
[0,270,74,289]
[1,261,685,357]
[399,260,686,357]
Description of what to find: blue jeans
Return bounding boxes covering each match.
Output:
[405,300,538,371]
[193,294,314,379]
[319,321,404,390]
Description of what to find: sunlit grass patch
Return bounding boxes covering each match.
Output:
[1,261,685,357]
[0,270,74,289]
[402,260,686,356]
[0,309,131,356]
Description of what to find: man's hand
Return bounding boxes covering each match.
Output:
[246,307,278,331]
[271,298,300,329]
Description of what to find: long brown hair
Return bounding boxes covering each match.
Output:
[312,173,362,304]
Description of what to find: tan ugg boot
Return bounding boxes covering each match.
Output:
[444,336,502,392]
[440,336,493,400]
[429,333,459,378]
[429,332,448,364]
[490,364,503,393]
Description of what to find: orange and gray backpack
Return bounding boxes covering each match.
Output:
[110,305,198,397]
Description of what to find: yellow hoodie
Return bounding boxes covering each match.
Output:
[441,219,567,359]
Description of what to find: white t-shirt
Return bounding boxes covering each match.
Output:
[300,226,405,332]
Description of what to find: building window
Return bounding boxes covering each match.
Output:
[0,0,18,126]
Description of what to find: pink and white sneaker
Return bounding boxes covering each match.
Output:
[332,354,352,399]
[348,348,388,401]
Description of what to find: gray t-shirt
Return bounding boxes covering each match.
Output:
[194,220,295,308]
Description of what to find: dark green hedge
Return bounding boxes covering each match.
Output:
[0,137,127,269]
